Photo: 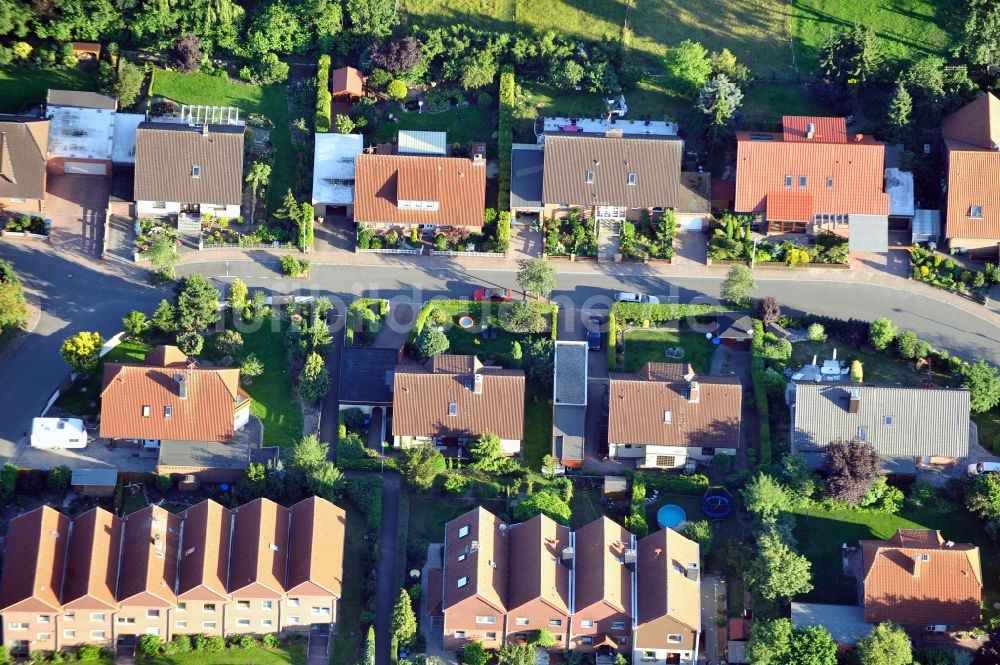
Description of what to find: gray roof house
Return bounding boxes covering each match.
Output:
[791,382,971,473]
[552,341,588,467]
[510,142,544,212]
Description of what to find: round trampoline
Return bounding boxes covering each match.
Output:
[701,486,733,519]
[656,504,687,529]
[458,316,474,329]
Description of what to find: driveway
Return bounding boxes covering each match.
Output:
[45,174,110,258]
[699,575,722,664]
[375,472,402,665]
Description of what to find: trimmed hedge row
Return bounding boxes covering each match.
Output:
[749,318,772,465]
[640,472,710,495]
[611,302,740,325]
[497,211,511,252]
[345,298,388,346]
[498,69,514,211]
[626,475,649,537]
[607,311,618,369]
[315,55,332,133]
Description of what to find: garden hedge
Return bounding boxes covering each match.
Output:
[610,302,741,325]
[749,318,772,465]
[607,311,618,369]
[345,298,388,346]
[315,55,332,133]
[498,69,514,211]
[497,211,511,252]
[640,472,710,495]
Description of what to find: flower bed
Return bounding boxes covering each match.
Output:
[709,222,849,267]
[910,245,996,301]
[133,218,179,254]
[619,210,675,260]
[544,210,599,257]
[357,224,500,253]
[2,214,46,236]
[202,220,289,247]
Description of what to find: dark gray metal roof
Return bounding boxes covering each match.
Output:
[70,468,118,487]
[47,90,117,110]
[511,143,544,210]
[792,382,970,462]
[339,347,398,406]
[554,341,588,406]
[541,135,681,208]
[848,214,889,252]
[791,603,873,645]
[552,405,585,463]
[158,438,249,469]
[716,313,756,339]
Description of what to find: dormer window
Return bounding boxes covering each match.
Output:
[191,166,201,178]
[784,175,793,187]
[826,177,834,188]
[448,402,458,416]
[586,171,595,184]
[164,406,172,419]
[142,405,150,418]
[627,173,636,186]
[664,410,672,424]
[970,205,983,219]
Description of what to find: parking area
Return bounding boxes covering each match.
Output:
[45,174,110,258]
[15,435,156,474]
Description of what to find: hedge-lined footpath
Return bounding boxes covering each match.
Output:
[345,298,388,346]
[498,69,514,211]
[749,318,771,465]
[315,55,331,132]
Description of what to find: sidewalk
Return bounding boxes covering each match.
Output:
[175,247,1000,325]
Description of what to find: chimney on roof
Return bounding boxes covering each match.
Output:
[201,123,209,136]
[686,562,700,582]
[848,387,860,414]
[912,554,922,577]
[473,373,483,395]
[689,381,700,404]
[472,153,485,165]
[175,373,188,400]
[561,546,574,561]
[806,122,816,140]
[855,133,863,142]
[654,548,663,558]
[623,548,637,565]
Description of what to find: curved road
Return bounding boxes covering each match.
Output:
[1,245,998,455]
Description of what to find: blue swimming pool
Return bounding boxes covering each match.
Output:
[656,503,687,529]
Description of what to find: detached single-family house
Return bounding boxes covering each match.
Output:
[353,151,487,230]
[608,363,742,469]
[391,355,525,454]
[634,528,701,665]
[99,345,253,481]
[45,90,116,177]
[859,529,981,635]
[735,116,890,251]
[133,121,244,219]
[941,92,1000,258]
[0,116,49,215]
[790,382,971,473]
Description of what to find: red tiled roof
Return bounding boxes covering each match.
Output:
[766,191,814,222]
[354,154,486,227]
[735,116,888,218]
[176,500,231,601]
[0,506,69,612]
[506,514,570,615]
[286,497,346,598]
[331,67,364,97]
[118,506,180,605]
[442,507,508,613]
[62,508,121,609]
[228,498,289,597]
[861,529,982,627]
[943,94,1000,241]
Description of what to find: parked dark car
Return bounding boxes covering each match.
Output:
[586,316,602,351]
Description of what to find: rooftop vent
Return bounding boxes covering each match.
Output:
[562,546,574,561]
[623,549,637,565]
[689,381,700,404]
[806,122,816,140]
[473,373,483,395]
[848,387,860,413]
[687,562,700,581]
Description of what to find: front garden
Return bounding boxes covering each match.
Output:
[709,214,849,266]
[1,213,47,236]
[357,209,510,254]
[620,210,676,260]
[910,244,998,302]
[345,298,389,346]
[543,210,599,258]
[133,218,180,255]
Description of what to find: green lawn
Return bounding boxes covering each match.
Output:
[0,66,99,114]
[742,83,832,125]
[329,505,369,665]
[121,487,148,516]
[789,336,932,387]
[793,502,999,607]
[370,104,496,154]
[521,80,689,123]
[240,319,303,447]
[568,486,606,529]
[622,329,715,374]
[444,325,520,364]
[974,410,1000,454]
[55,339,154,416]
[148,69,292,210]
[523,385,553,470]
[147,645,304,665]
[791,0,951,75]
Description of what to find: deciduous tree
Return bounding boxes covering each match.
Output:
[663,39,712,97]
[245,162,271,224]
[747,530,813,601]
[721,265,755,305]
[856,622,912,665]
[122,311,149,338]
[513,489,571,524]
[0,260,28,334]
[175,274,220,331]
[386,79,408,101]
[170,33,203,73]
[741,473,791,520]
[60,331,103,374]
[176,330,204,356]
[227,278,248,320]
[868,317,897,351]
[825,438,881,505]
[416,328,450,359]
[298,352,330,402]
[516,258,555,300]
[961,358,1000,414]
[759,297,781,327]
[369,36,422,75]
[400,445,446,490]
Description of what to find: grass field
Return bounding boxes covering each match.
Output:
[54,339,154,416]
[149,70,292,211]
[791,0,951,75]
[742,83,832,124]
[523,385,553,470]
[789,336,931,387]
[147,645,305,665]
[622,329,715,374]
[238,319,303,447]
[370,104,496,153]
[0,66,99,114]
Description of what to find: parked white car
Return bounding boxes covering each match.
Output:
[616,292,660,304]
[967,462,1000,477]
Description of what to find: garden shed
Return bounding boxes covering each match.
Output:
[71,467,118,496]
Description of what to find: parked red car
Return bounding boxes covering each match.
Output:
[473,288,513,302]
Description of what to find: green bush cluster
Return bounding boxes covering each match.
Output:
[346,298,388,346]
[315,54,332,132]
[626,476,649,537]
[910,245,995,300]
[498,69,515,210]
[641,472,710,495]
[750,319,772,465]
[279,255,310,278]
[344,475,384,532]
[497,211,511,253]
[611,302,738,325]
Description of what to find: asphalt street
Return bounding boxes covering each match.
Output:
[1,246,998,457]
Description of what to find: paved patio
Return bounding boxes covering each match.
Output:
[45,174,109,258]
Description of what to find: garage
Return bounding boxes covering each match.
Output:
[677,213,706,231]
[64,161,108,176]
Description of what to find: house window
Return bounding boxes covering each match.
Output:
[142,405,150,418]
[455,631,466,639]
[612,621,626,631]
[475,616,496,625]
[7,624,27,632]
[117,618,135,625]
[858,426,868,441]
[202,622,217,630]
[826,177,834,188]
[262,600,273,611]
[91,630,107,640]
[176,603,186,612]
[153,202,166,209]
[64,613,75,622]
[643,651,657,660]
[663,410,672,424]
[164,406,172,418]
[63,630,76,639]
[89,613,105,622]
[237,601,250,611]
[176,621,187,629]
[262,619,273,627]
[192,166,201,178]
[667,634,683,643]
[549,619,562,627]
[448,402,458,416]
[515,618,529,626]
[798,175,807,187]
[203,603,216,613]
[970,205,984,219]
[146,610,160,619]
[580,620,594,628]
[784,175,793,187]
[582,636,593,644]
[458,553,466,562]
[288,598,300,607]
[37,633,51,642]
[485,631,497,640]
[458,525,470,538]
[586,171,595,183]
[287,617,300,625]
[312,607,331,616]
[37,616,50,624]
[884,416,894,426]
[627,173,637,186]
[457,576,469,588]
[656,455,676,467]
[236,619,251,628]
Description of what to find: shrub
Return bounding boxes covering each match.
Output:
[176,330,204,356]
[806,322,826,342]
[138,634,161,658]
[444,473,470,495]
[387,79,408,100]
[167,635,191,654]
[231,634,257,649]
[498,69,514,209]
[477,92,493,107]
[868,317,897,351]
[416,327,450,359]
[497,211,511,252]
[896,331,919,359]
[262,634,279,649]
[122,310,150,338]
[315,55,332,132]
[77,645,100,661]
[280,255,309,277]
[215,329,244,356]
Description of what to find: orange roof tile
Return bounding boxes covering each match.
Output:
[354,154,486,227]
[507,514,571,615]
[228,498,289,597]
[0,506,69,612]
[62,507,121,609]
[286,497,346,598]
[331,67,364,97]
[573,517,633,614]
[117,506,180,606]
[861,529,981,627]
[177,500,231,601]
[735,116,889,218]
[943,94,1000,241]
[636,528,700,630]
[766,191,814,222]
[442,507,508,613]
